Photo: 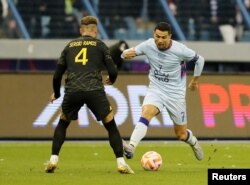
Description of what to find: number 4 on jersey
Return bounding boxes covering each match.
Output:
[75,48,88,65]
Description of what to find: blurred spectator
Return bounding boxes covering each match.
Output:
[63,0,80,38]
[206,0,250,42]
[46,0,65,38]
[0,0,18,38]
[33,1,48,38]
[2,14,18,38]
[168,0,177,16]
[98,0,169,39]
[205,0,222,41]
[1,0,8,19]
[235,0,250,41]
[16,0,84,38]
[0,0,8,37]
[17,0,46,38]
[176,0,208,41]
[46,0,84,38]
[175,0,240,42]
[235,4,244,41]
[216,0,236,44]
[98,1,134,38]
[246,0,250,10]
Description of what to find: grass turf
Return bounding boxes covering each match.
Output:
[0,141,249,185]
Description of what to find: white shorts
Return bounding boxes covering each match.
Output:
[143,87,187,125]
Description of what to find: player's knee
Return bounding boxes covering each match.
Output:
[102,111,114,124]
[60,112,70,122]
[141,105,159,120]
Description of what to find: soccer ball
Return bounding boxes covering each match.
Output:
[141,151,162,171]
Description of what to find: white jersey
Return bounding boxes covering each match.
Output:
[135,38,199,100]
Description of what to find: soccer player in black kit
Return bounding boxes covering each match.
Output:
[45,16,134,174]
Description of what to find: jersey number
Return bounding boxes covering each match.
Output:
[75,48,88,65]
[181,112,185,122]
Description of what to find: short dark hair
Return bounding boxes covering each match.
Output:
[80,16,98,26]
[154,22,172,34]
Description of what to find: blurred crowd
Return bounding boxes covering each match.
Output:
[175,0,250,42]
[0,0,18,38]
[0,0,250,42]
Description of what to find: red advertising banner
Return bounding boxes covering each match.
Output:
[0,74,249,139]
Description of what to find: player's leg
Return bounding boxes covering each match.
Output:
[45,113,70,173]
[45,92,83,173]
[167,99,204,160]
[174,124,204,160]
[102,111,134,174]
[87,90,134,174]
[123,104,159,159]
[124,89,162,159]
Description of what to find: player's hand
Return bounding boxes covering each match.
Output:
[105,76,113,85]
[50,93,57,103]
[122,48,136,59]
[188,77,199,91]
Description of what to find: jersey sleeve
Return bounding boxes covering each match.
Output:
[182,44,205,77]
[134,40,149,56]
[57,46,67,66]
[100,41,118,83]
[53,48,67,98]
[181,44,197,62]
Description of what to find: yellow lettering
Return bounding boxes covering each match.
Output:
[69,41,82,47]
[69,41,96,47]
[83,41,96,46]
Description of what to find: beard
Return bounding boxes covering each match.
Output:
[157,45,167,51]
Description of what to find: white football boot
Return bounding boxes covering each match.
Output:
[122,140,135,159]
[190,137,204,160]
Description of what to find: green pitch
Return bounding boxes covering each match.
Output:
[0,141,249,185]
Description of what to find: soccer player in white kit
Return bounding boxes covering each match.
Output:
[122,22,205,161]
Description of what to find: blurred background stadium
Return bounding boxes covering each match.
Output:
[0,0,250,139]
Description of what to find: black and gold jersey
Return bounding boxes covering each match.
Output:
[53,35,117,96]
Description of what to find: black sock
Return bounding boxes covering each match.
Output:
[52,119,70,155]
[103,119,123,158]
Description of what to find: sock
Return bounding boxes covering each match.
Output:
[185,129,197,146]
[50,155,59,164]
[103,119,123,158]
[129,117,149,148]
[52,119,70,155]
[117,157,126,167]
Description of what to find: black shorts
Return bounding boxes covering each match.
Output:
[61,90,112,121]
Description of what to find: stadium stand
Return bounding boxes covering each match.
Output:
[0,0,250,73]
[0,0,249,41]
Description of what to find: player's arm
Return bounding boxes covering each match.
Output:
[51,50,67,102]
[188,54,205,91]
[102,42,118,84]
[181,44,205,91]
[121,40,147,60]
[121,48,136,59]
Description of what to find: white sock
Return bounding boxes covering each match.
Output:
[50,155,59,164]
[117,157,126,167]
[185,129,197,146]
[129,122,148,148]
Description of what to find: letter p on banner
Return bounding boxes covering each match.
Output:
[208,169,250,185]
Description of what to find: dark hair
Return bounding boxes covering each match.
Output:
[154,22,172,34]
